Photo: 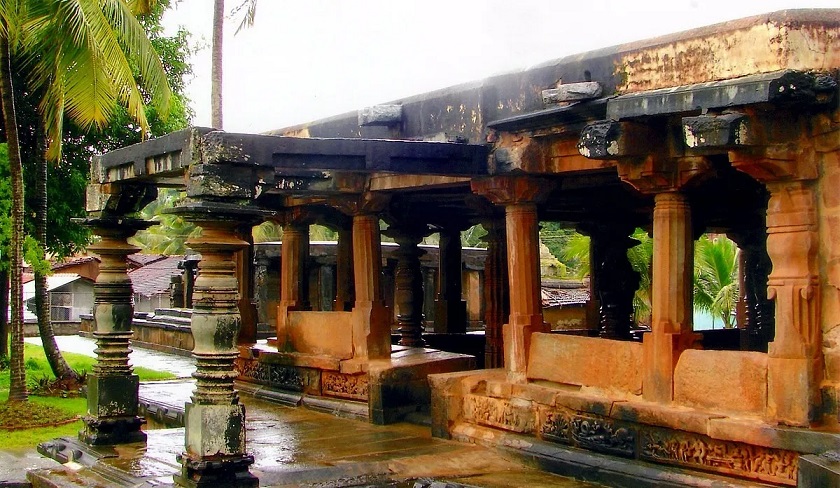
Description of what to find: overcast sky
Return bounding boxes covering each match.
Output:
[162,0,839,134]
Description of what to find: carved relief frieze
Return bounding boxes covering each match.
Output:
[322,372,369,401]
[640,428,798,485]
[538,408,636,458]
[571,416,636,458]
[538,408,573,444]
[463,395,535,433]
[235,358,305,392]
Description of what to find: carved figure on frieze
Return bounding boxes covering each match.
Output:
[323,372,369,401]
[640,429,798,484]
[570,415,636,458]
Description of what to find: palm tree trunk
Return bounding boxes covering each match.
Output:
[211,0,224,129]
[0,269,8,359]
[34,146,78,382]
[0,33,28,403]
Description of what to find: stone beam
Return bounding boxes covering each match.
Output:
[201,131,488,176]
[607,70,835,121]
[93,127,212,184]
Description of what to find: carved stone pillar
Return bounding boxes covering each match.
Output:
[253,248,271,332]
[334,227,355,312]
[729,230,774,352]
[584,223,640,340]
[80,218,150,446]
[173,212,258,488]
[235,226,257,345]
[276,221,309,348]
[644,192,699,403]
[482,220,509,369]
[434,227,467,334]
[280,222,310,310]
[387,225,429,347]
[472,177,554,382]
[352,212,392,359]
[731,151,821,426]
[764,180,820,426]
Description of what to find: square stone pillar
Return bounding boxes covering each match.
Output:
[480,219,509,369]
[434,227,467,333]
[351,213,392,359]
[472,177,554,382]
[764,180,821,426]
[276,221,309,349]
[334,227,355,312]
[643,192,700,403]
[80,217,150,446]
[730,152,822,427]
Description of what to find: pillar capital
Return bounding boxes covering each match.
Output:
[617,155,714,194]
[730,148,818,184]
[332,192,390,216]
[471,176,555,206]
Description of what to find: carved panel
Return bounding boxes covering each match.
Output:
[538,408,573,445]
[463,395,535,433]
[571,415,636,458]
[539,408,636,458]
[640,428,798,486]
[322,372,369,401]
[235,358,305,392]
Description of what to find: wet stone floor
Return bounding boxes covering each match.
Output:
[34,393,601,487]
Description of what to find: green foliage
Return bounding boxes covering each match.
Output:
[253,221,283,243]
[627,229,653,326]
[540,223,588,277]
[461,224,488,248]
[0,339,174,447]
[130,189,198,254]
[694,234,740,328]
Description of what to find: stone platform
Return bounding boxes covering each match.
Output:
[237,343,476,424]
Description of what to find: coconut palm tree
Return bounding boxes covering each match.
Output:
[694,234,740,328]
[0,0,171,402]
[211,0,257,128]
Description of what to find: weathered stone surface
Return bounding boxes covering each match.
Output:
[542,82,603,106]
[682,113,753,148]
[463,394,535,433]
[799,452,840,488]
[527,333,643,395]
[286,311,353,358]
[673,349,767,415]
[358,104,403,126]
[708,416,840,453]
[639,426,798,486]
[610,399,719,436]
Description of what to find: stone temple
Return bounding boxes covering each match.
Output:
[69,9,840,487]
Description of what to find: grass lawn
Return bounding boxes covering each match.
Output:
[0,341,177,449]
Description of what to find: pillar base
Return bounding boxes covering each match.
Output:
[642,331,701,403]
[174,453,258,488]
[79,416,146,446]
[352,301,392,359]
[433,299,467,334]
[80,374,145,445]
[767,355,821,427]
[185,403,247,456]
[503,314,548,381]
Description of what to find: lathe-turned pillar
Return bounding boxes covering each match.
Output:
[173,208,259,488]
[80,218,151,446]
